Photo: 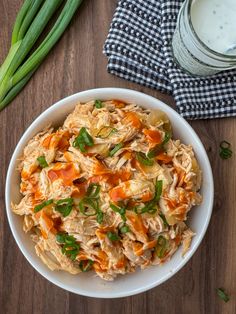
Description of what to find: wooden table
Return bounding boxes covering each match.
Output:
[0,1,235,313]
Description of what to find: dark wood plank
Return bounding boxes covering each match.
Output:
[0,1,235,314]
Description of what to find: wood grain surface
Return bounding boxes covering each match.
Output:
[0,1,235,313]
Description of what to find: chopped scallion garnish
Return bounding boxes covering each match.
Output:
[56,232,80,261]
[110,203,127,221]
[136,152,154,166]
[155,235,168,258]
[94,100,103,108]
[73,127,94,152]
[96,210,104,224]
[79,259,94,272]
[147,132,171,158]
[159,213,169,227]
[134,180,163,215]
[219,141,233,159]
[216,288,230,302]
[78,184,101,217]
[107,231,120,241]
[79,198,98,216]
[55,198,73,217]
[34,199,53,213]
[109,143,123,157]
[120,225,130,233]
[96,126,117,139]
[37,155,48,168]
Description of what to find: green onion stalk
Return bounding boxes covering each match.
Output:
[0,0,83,111]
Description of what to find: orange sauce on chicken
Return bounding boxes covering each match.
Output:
[156,153,173,164]
[48,163,80,186]
[126,212,148,235]
[123,112,142,129]
[109,182,130,202]
[143,129,162,144]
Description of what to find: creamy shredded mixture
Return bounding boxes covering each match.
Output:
[12,100,202,281]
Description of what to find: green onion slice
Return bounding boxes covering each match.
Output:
[96,126,117,139]
[96,211,104,224]
[78,184,101,216]
[95,100,103,108]
[62,242,80,261]
[154,180,163,202]
[56,233,80,261]
[55,198,73,217]
[79,198,98,216]
[34,199,53,212]
[79,259,94,272]
[216,288,230,302]
[37,155,48,168]
[110,203,127,221]
[86,184,100,198]
[219,141,232,160]
[109,143,123,157]
[110,203,121,213]
[120,224,130,233]
[147,132,171,158]
[136,152,154,166]
[134,180,163,215]
[155,235,168,258]
[107,231,120,241]
[56,233,76,245]
[159,213,169,227]
[73,127,94,152]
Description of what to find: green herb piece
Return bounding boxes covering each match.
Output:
[62,242,80,261]
[96,211,104,224]
[0,0,83,111]
[110,203,127,221]
[136,202,158,214]
[73,127,94,152]
[136,152,154,166]
[79,259,94,272]
[79,198,98,216]
[154,180,163,202]
[110,203,121,212]
[56,233,75,245]
[37,155,48,168]
[107,231,120,241]
[120,225,130,233]
[216,288,230,303]
[55,198,73,217]
[155,235,168,258]
[56,232,80,261]
[34,199,53,213]
[134,180,163,215]
[219,141,233,160]
[94,100,103,108]
[86,184,100,198]
[109,143,123,157]
[147,132,171,158]
[159,213,169,227]
[79,184,101,216]
[96,126,117,139]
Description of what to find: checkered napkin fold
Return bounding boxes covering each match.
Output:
[103,0,236,119]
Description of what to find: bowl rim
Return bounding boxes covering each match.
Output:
[5,87,214,298]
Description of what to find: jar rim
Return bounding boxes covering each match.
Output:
[187,0,236,61]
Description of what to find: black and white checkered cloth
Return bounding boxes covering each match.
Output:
[104,0,236,119]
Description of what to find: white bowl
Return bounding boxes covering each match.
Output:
[5,88,214,298]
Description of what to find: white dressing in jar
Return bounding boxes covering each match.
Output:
[191,0,236,55]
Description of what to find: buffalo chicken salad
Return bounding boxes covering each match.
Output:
[12,99,202,281]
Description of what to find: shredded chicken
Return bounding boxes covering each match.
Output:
[12,99,202,281]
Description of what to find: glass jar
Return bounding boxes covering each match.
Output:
[172,0,236,76]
